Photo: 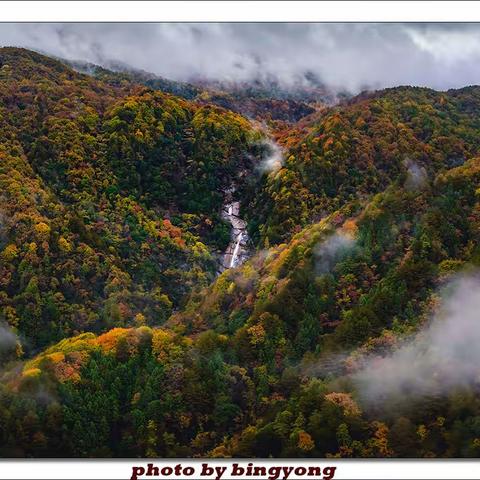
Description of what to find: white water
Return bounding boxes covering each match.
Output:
[229,231,244,268]
[219,194,250,271]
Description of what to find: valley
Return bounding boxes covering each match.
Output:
[1,47,480,459]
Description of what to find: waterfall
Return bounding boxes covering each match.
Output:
[219,193,250,272]
[229,232,244,268]
[218,136,283,272]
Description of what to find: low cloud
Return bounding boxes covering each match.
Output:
[258,138,284,174]
[314,231,356,275]
[354,273,480,403]
[0,321,19,360]
[404,158,428,190]
[0,322,17,350]
[2,24,480,93]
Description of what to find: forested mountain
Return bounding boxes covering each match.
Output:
[67,59,320,125]
[0,47,262,351]
[2,47,480,458]
[248,86,480,244]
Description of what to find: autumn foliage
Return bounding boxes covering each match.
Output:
[3,48,480,459]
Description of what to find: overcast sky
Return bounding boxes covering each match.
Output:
[1,23,480,92]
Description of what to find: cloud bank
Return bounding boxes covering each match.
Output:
[355,273,480,403]
[2,23,480,92]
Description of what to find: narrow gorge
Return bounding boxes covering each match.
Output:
[219,188,250,272]
[218,138,284,273]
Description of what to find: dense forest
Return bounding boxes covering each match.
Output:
[2,47,480,458]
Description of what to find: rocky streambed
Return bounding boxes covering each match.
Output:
[218,189,250,272]
[217,137,283,273]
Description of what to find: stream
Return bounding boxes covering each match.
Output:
[217,137,283,273]
[219,188,250,272]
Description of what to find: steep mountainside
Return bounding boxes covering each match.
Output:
[2,48,480,459]
[249,86,480,244]
[3,156,480,457]
[0,48,262,351]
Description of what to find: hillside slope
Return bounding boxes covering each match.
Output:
[2,154,480,457]
[68,59,319,125]
[250,86,480,244]
[0,48,262,350]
